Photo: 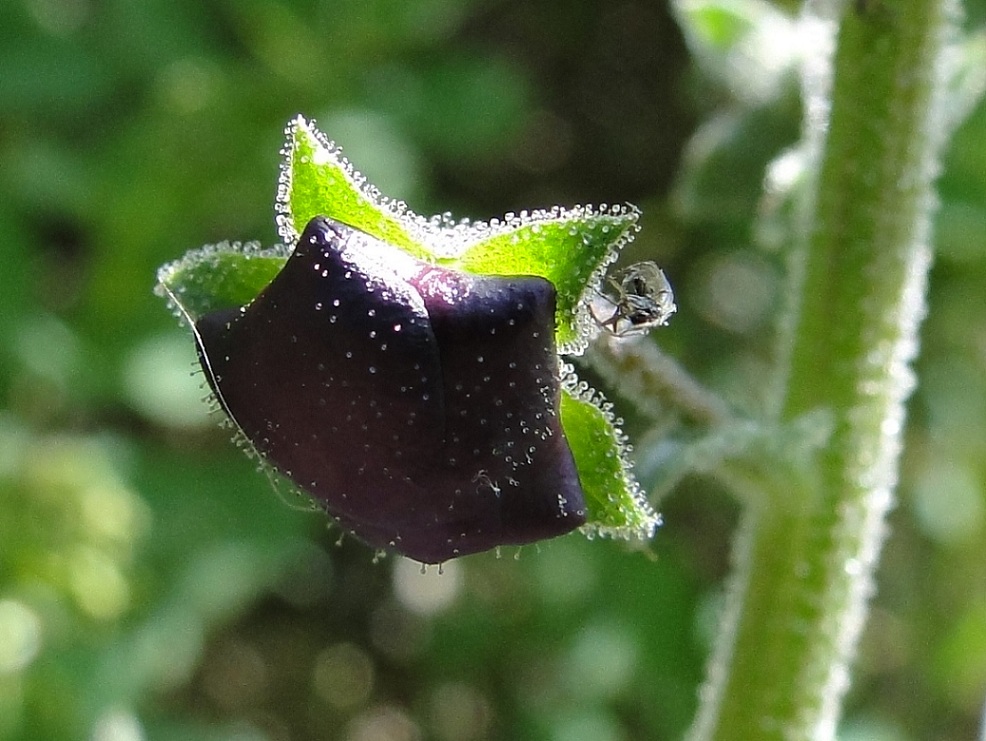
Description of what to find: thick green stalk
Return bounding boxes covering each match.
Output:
[688,0,956,738]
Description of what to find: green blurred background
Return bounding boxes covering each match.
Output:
[1,1,984,739]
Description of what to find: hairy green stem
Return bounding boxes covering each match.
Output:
[587,335,732,426]
[688,0,957,737]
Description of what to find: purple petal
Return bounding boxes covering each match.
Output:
[195,216,586,562]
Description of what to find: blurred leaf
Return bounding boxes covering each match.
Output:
[943,30,986,133]
[0,41,112,116]
[0,403,311,740]
[677,0,758,51]
[934,199,986,264]
[673,103,800,230]
[390,53,530,160]
[940,97,986,199]
[932,598,986,708]
[0,215,32,386]
[672,0,800,104]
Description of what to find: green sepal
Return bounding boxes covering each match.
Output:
[560,365,660,540]
[155,242,289,321]
[454,208,639,353]
[278,116,640,354]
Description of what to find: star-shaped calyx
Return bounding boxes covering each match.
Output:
[156,115,663,562]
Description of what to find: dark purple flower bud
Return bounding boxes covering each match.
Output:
[194,216,586,563]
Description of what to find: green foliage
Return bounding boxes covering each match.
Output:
[2,0,986,740]
[0,417,307,741]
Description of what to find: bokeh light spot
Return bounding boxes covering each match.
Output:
[429,682,492,741]
[911,460,984,545]
[345,705,420,741]
[69,546,130,620]
[90,708,145,741]
[392,558,461,616]
[313,642,375,709]
[123,333,214,429]
[0,600,42,675]
[551,710,624,741]
[693,250,776,333]
[202,639,269,711]
[564,622,638,699]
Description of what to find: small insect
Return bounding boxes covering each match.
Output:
[591,261,676,337]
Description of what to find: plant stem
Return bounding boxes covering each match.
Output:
[587,335,732,427]
[688,0,957,737]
